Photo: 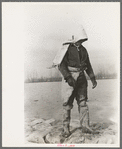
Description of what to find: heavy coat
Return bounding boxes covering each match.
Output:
[59,44,96,82]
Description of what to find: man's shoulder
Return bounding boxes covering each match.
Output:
[80,45,88,52]
[67,44,76,51]
[68,44,74,48]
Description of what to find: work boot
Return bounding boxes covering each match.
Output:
[61,109,71,138]
[61,124,71,138]
[79,105,99,134]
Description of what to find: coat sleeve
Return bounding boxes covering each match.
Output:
[85,53,96,82]
[58,52,71,80]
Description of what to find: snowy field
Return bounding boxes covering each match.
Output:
[24,79,119,145]
[25,79,119,123]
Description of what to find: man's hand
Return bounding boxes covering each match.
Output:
[92,80,97,89]
[91,77,97,89]
[66,76,76,88]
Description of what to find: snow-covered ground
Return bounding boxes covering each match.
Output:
[24,79,119,145]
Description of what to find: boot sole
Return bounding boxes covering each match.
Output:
[82,127,99,134]
[61,132,71,138]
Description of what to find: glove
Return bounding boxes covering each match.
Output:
[91,77,97,89]
[65,76,76,88]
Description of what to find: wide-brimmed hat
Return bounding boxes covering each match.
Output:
[63,25,88,45]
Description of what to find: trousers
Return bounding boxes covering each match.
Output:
[61,67,99,135]
[61,67,88,111]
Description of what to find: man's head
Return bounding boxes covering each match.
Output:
[74,39,88,47]
[63,25,88,46]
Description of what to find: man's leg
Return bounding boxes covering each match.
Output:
[61,79,76,137]
[62,108,71,137]
[76,88,99,134]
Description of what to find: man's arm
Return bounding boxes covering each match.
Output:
[58,52,71,80]
[85,53,97,89]
[58,52,75,87]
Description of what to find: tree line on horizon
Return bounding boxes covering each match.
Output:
[25,68,117,83]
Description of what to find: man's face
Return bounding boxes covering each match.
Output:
[74,40,83,47]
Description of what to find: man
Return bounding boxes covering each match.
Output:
[53,26,98,138]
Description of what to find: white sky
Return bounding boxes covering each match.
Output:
[2,2,120,79]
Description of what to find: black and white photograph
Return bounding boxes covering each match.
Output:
[2,2,120,147]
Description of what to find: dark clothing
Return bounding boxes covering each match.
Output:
[59,43,98,135]
[67,76,88,107]
[59,44,95,82]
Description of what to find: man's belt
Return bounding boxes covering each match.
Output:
[68,66,84,72]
